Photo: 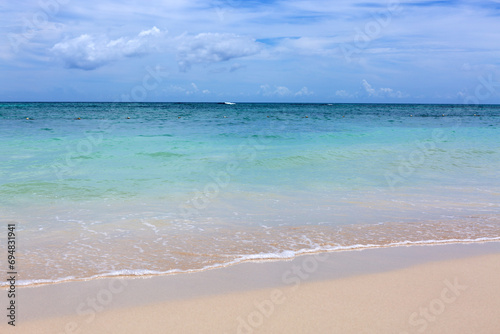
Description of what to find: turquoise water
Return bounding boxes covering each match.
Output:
[1,103,499,285]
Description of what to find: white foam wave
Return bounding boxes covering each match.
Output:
[5,236,500,288]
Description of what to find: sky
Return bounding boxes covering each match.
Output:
[1,0,500,103]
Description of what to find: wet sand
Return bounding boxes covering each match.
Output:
[2,242,500,333]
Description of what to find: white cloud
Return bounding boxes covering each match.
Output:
[275,86,292,96]
[274,37,339,57]
[362,79,406,98]
[295,86,314,96]
[176,33,262,71]
[259,85,313,97]
[51,27,163,70]
[259,84,292,96]
[362,79,377,96]
[335,90,351,98]
[139,27,161,37]
[167,82,209,95]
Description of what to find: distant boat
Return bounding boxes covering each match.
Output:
[218,102,236,105]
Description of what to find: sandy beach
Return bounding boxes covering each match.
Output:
[2,242,500,334]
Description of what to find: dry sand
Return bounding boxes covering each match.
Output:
[2,242,500,333]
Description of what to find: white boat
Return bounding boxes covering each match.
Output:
[219,102,236,105]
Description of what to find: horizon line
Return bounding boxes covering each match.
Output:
[1,101,500,106]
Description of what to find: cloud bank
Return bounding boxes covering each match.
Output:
[176,33,263,71]
[51,27,163,70]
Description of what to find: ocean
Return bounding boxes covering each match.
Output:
[1,102,499,286]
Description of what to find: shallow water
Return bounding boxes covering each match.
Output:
[0,102,499,285]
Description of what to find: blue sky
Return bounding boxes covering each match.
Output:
[1,0,500,103]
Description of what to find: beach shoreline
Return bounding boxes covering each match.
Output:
[2,241,500,333]
[3,237,500,289]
